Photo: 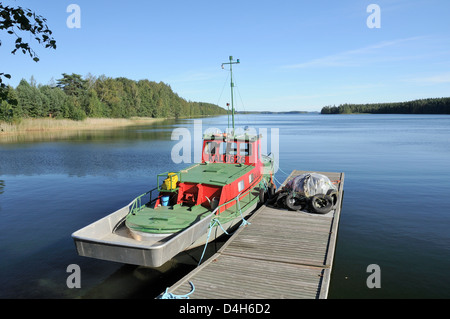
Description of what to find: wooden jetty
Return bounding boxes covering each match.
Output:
[163,170,345,299]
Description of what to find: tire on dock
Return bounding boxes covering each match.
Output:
[310,194,333,214]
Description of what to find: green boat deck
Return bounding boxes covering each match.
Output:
[125,186,261,234]
[126,160,272,235]
[179,163,254,186]
[126,204,211,234]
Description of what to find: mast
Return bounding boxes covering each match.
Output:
[222,56,240,134]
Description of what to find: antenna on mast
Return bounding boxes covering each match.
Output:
[221,56,240,135]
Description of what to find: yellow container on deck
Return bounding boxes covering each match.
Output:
[162,172,178,190]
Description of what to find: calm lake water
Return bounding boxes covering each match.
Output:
[1,114,450,299]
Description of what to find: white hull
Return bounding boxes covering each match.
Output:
[72,199,258,268]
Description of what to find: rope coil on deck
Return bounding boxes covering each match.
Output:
[159,281,195,299]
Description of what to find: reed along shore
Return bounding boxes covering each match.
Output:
[0,117,166,143]
[0,117,164,134]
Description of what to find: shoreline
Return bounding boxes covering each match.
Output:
[0,117,165,135]
[0,117,166,143]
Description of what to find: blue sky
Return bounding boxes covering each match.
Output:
[1,0,449,111]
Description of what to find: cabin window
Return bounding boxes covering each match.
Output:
[204,142,219,155]
[249,173,253,184]
[226,142,237,155]
[239,142,252,156]
[219,142,226,155]
[238,180,245,192]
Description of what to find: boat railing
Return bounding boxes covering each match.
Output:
[213,178,261,216]
[261,154,273,164]
[129,174,262,216]
[129,187,158,215]
[129,171,182,215]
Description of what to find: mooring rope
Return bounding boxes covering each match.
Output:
[235,194,251,227]
[273,160,290,176]
[159,281,195,299]
[197,218,230,266]
[197,193,252,266]
[162,191,257,298]
[272,174,285,188]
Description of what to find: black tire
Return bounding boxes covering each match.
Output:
[310,194,333,214]
[259,187,267,203]
[285,193,303,211]
[268,184,276,199]
[326,189,338,206]
[266,184,277,205]
[275,192,288,207]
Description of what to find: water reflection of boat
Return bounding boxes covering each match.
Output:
[72,57,276,267]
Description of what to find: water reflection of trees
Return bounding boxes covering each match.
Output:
[0,120,177,144]
[0,133,180,178]
[0,117,226,177]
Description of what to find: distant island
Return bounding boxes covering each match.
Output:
[321,97,450,114]
[0,73,227,124]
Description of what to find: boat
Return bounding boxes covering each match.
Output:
[72,57,276,267]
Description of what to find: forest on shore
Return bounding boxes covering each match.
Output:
[0,73,227,122]
[321,97,450,114]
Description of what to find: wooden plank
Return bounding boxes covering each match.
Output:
[170,254,324,299]
[164,170,344,299]
[222,210,332,267]
[319,172,345,298]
